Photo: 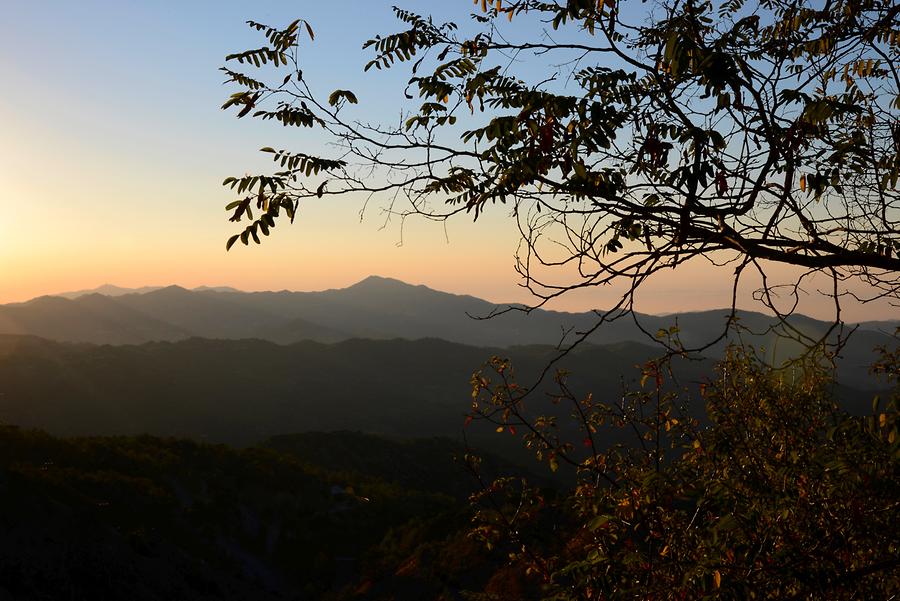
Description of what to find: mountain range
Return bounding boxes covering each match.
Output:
[0,274,892,456]
[0,276,894,389]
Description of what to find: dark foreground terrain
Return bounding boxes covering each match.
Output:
[0,427,534,600]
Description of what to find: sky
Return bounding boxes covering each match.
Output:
[0,1,894,321]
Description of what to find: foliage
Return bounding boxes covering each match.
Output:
[464,347,900,599]
[221,0,900,344]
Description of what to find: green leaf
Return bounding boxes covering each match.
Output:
[588,515,614,531]
[328,89,358,106]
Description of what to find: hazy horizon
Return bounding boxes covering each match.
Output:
[0,275,893,326]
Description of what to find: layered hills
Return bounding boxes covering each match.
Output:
[0,334,686,450]
[0,276,894,388]
[0,278,894,599]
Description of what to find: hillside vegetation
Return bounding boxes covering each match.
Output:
[0,335,705,451]
[0,427,524,600]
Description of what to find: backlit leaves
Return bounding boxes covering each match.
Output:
[327,89,358,106]
[466,348,900,598]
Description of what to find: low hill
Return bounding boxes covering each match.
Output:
[0,294,190,344]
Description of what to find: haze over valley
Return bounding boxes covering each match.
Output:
[0,276,892,449]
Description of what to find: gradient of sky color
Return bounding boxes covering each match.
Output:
[0,1,894,321]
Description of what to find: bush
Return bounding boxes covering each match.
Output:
[467,349,900,599]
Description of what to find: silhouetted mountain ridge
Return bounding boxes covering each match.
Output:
[0,277,894,389]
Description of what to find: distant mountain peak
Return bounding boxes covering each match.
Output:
[349,275,417,289]
[146,285,192,296]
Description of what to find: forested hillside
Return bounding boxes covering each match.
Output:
[0,335,693,455]
[0,427,531,600]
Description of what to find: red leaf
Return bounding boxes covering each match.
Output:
[716,171,728,196]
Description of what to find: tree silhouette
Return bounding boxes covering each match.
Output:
[221,0,899,352]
